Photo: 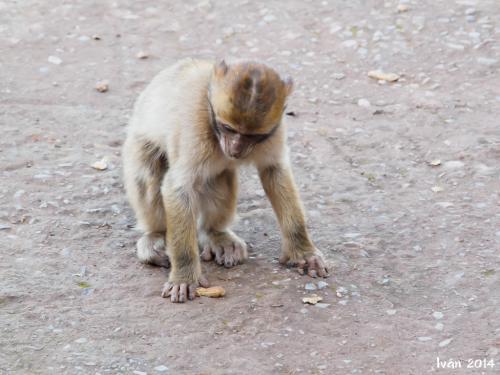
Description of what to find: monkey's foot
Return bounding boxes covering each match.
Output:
[279,249,329,278]
[161,275,209,303]
[137,233,170,268]
[199,230,248,268]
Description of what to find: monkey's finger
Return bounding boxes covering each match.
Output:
[188,285,197,300]
[198,275,210,288]
[214,247,224,265]
[161,282,172,298]
[309,255,328,278]
[223,245,235,268]
[179,284,188,303]
[317,264,328,278]
[308,269,318,278]
[297,260,306,275]
[279,253,290,265]
[201,246,213,261]
[170,285,180,303]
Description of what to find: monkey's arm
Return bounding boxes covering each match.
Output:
[258,162,328,278]
[160,173,208,302]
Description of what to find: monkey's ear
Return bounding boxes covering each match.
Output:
[283,76,294,96]
[214,59,229,77]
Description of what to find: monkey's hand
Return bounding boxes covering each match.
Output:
[161,274,209,303]
[279,248,329,278]
[199,230,248,268]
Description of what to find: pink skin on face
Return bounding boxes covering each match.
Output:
[220,134,248,159]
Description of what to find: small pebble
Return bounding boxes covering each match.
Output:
[357,98,371,108]
[154,365,168,372]
[418,336,432,342]
[305,282,317,291]
[315,303,330,309]
[386,309,397,316]
[48,56,62,65]
[439,338,452,347]
[74,337,87,344]
[443,160,464,169]
[435,323,444,331]
[317,281,328,290]
[477,57,498,66]
[397,4,410,12]
[95,81,109,93]
[432,311,444,320]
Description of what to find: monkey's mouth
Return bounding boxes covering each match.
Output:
[224,150,244,160]
[219,140,245,160]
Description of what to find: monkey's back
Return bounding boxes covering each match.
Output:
[127,58,214,156]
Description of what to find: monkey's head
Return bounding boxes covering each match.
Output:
[208,60,293,160]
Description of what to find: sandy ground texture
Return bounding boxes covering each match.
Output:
[1,0,500,374]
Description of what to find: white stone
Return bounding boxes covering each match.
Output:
[357,98,371,108]
[439,338,452,347]
[48,55,62,65]
[432,311,444,320]
[154,365,168,372]
[443,160,464,169]
[317,281,329,290]
[418,336,432,342]
[305,283,317,291]
[315,303,330,308]
[342,39,358,48]
[477,57,498,66]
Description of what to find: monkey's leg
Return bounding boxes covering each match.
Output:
[160,175,208,303]
[198,169,248,268]
[258,163,328,278]
[123,138,170,268]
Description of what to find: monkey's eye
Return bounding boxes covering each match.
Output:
[219,122,237,134]
[245,133,268,143]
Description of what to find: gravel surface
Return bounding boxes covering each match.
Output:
[1,0,499,374]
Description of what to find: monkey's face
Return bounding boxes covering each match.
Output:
[209,60,293,160]
[211,115,278,159]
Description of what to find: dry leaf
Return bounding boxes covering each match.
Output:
[397,4,410,12]
[368,70,400,82]
[302,294,323,305]
[429,159,442,166]
[196,286,225,298]
[95,81,109,93]
[91,159,108,170]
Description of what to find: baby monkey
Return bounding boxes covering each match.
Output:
[123,58,328,303]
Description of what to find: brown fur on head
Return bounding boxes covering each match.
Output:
[209,60,293,159]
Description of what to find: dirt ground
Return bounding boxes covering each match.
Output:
[1,0,499,374]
